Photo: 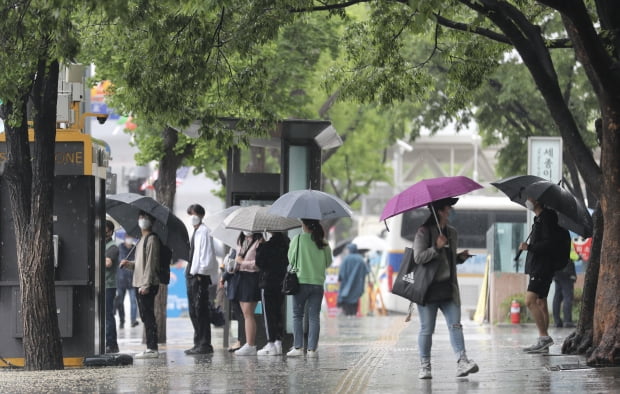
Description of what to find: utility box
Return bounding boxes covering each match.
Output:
[0,130,108,367]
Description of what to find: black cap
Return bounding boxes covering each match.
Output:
[429,197,459,210]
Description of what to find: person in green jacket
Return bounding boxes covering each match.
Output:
[286,219,332,358]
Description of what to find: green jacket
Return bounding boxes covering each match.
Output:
[288,233,332,286]
[105,239,119,289]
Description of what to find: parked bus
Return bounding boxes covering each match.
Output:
[378,196,526,316]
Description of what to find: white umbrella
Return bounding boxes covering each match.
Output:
[224,205,301,232]
[268,189,353,220]
[351,235,388,252]
[204,206,241,248]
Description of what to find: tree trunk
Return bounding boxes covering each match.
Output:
[3,60,64,370]
[562,204,602,354]
[153,126,184,343]
[587,106,620,366]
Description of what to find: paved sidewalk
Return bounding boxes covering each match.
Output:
[0,314,619,393]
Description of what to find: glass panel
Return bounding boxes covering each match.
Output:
[239,140,281,174]
[288,145,308,190]
[490,222,527,272]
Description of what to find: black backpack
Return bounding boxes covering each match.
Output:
[553,226,571,272]
[143,233,173,285]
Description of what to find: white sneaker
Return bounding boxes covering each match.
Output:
[274,340,283,355]
[234,344,257,356]
[257,342,277,356]
[135,349,159,359]
[307,350,318,358]
[286,347,304,357]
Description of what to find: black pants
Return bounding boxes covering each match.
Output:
[187,275,213,350]
[136,285,159,350]
[553,276,574,325]
[340,302,358,316]
[260,288,284,342]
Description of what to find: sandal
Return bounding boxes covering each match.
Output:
[228,341,242,352]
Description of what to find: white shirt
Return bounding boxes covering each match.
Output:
[190,223,218,279]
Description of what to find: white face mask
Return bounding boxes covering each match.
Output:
[243,231,253,237]
[263,232,272,242]
[124,237,135,246]
[525,200,535,211]
[191,215,201,226]
[138,218,151,230]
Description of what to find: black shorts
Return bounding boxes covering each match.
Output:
[527,275,554,299]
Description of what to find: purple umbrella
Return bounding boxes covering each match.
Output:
[380,176,483,221]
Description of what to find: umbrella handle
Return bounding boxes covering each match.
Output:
[514,231,532,262]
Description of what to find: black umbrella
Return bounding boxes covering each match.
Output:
[106,193,190,262]
[491,176,593,237]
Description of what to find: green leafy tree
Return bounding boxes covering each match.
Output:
[0,0,85,370]
[267,0,617,366]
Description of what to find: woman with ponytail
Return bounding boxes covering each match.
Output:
[286,219,332,358]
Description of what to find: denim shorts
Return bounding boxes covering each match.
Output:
[527,275,553,298]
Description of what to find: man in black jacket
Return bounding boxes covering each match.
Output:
[519,197,568,353]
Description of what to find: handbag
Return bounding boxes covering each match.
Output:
[224,249,237,274]
[281,236,300,295]
[209,303,226,327]
[391,247,440,304]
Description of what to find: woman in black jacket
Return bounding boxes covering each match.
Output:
[255,232,290,356]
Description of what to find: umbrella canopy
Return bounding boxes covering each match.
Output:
[224,205,301,232]
[333,235,388,256]
[491,176,593,237]
[204,206,241,248]
[106,193,190,262]
[380,176,483,221]
[268,189,353,220]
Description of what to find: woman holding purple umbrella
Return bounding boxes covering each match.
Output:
[412,197,479,380]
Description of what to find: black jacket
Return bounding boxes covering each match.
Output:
[525,208,561,277]
[255,233,290,290]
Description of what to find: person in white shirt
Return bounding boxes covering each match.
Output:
[184,204,218,355]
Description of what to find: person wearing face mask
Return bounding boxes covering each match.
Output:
[104,220,120,353]
[232,231,263,356]
[412,198,478,379]
[255,231,290,355]
[120,211,160,359]
[518,197,566,353]
[184,204,218,355]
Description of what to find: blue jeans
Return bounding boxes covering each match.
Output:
[105,288,118,350]
[115,286,138,324]
[292,284,324,351]
[417,300,466,361]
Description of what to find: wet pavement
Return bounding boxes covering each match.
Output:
[1,312,619,393]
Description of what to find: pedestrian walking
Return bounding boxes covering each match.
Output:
[120,211,161,359]
[412,197,478,379]
[233,231,263,356]
[255,232,290,356]
[553,246,578,328]
[337,243,369,317]
[286,219,332,358]
[115,235,138,329]
[184,204,218,355]
[518,197,571,353]
[104,220,120,353]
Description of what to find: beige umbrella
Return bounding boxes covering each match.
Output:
[224,205,301,232]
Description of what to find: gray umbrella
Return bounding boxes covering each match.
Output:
[224,205,301,232]
[106,193,190,262]
[268,189,353,220]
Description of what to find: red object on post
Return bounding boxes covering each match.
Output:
[387,265,393,291]
[510,300,521,324]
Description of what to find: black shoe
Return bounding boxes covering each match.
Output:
[105,346,119,353]
[555,322,563,328]
[564,322,576,328]
[185,346,214,355]
[131,321,139,327]
[119,323,125,329]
